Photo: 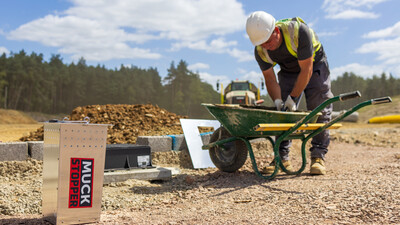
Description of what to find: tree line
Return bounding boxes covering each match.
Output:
[0,50,219,118]
[0,50,398,118]
[331,72,399,110]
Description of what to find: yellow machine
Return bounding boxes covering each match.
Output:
[217,80,263,105]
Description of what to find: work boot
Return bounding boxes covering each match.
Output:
[310,158,326,175]
[262,160,292,175]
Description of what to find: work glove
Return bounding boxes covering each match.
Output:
[284,95,297,112]
[274,99,284,111]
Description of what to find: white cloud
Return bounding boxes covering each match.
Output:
[66,0,245,41]
[227,48,254,62]
[322,0,388,19]
[240,70,264,86]
[6,0,246,62]
[0,46,9,55]
[356,37,400,65]
[363,21,400,38]
[8,14,161,61]
[317,31,340,37]
[188,63,210,71]
[328,10,379,19]
[330,21,400,79]
[354,22,400,75]
[199,69,266,92]
[171,38,237,53]
[198,72,230,90]
[172,37,253,62]
[330,63,386,80]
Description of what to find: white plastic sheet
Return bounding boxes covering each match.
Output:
[180,119,220,169]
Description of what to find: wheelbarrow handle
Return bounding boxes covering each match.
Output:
[339,91,361,101]
[371,96,392,105]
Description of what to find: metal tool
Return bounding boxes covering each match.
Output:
[281,92,304,111]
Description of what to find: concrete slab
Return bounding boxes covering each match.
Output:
[136,133,212,152]
[201,133,211,145]
[0,142,28,161]
[170,134,187,151]
[172,133,211,151]
[27,141,44,160]
[136,136,172,152]
[163,167,181,176]
[103,167,179,184]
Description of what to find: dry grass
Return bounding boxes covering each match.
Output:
[0,109,42,142]
[0,109,37,124]
[0,124,43,142]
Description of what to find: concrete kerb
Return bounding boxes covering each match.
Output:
[0,134,212,183]
[0,141,44,161]
[136,133,212,153]
[0,142,29,161]
[0,133,212,161]
[136,135,172,152]
[0,139,183,183]
[27,141,44,160]
[103,167,175,184]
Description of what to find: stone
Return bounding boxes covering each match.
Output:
[136,136,172,152]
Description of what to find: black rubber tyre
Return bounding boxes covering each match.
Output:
[209,127,248,172]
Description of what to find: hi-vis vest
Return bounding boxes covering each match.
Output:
[256,17,321,66]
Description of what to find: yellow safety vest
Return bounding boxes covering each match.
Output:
[256,17,321,66]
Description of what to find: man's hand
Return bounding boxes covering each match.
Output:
[284,95,297,111]
[274,99,284,111]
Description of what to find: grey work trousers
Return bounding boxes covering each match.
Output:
[278,59,333,160]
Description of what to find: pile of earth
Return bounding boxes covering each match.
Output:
[20,104,187,144]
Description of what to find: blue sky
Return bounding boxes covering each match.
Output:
[1,0,399,95]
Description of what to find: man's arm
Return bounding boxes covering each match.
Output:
[262,67,281,101]
[290,56,313,98]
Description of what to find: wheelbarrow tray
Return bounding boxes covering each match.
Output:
[202,103,320,137]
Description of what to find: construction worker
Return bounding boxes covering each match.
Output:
[246,11,333,175]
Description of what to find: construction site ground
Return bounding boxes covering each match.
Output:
[0,103,399,224]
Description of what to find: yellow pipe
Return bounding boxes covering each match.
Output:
[368,115,400,123]
[254,123,342,131]
[220,83,224,104]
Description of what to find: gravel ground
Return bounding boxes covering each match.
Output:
[0,126,400,224]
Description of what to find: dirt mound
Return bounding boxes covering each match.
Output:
[20,104,187,144]
[0,109,37,124]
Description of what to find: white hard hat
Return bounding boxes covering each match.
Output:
[246,11,276,46]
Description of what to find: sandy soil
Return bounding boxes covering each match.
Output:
[0,122,399,224]
[0,124,43,143]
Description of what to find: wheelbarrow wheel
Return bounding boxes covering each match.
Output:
[209,127,248,173]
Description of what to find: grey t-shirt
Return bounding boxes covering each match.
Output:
[255,22,326,74]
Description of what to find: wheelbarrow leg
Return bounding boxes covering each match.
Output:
[237,137,280,179]
[238,136,305,179]
[274,137,307,176]
[271,91,362,175]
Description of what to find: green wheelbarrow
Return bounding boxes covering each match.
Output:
[201,91,392,179]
